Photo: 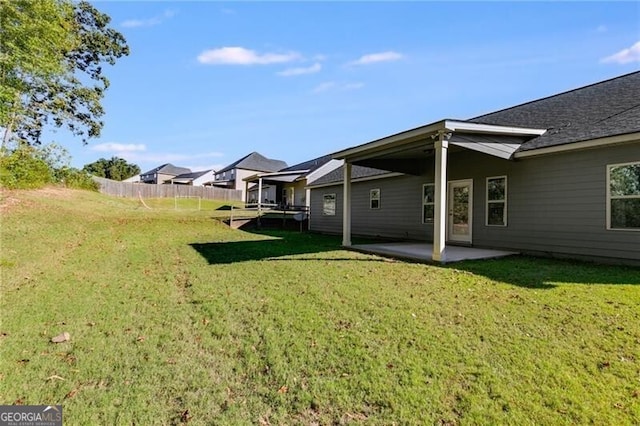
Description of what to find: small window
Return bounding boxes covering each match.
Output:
[422,184,434,223]
[370,189,380,209]
[607,162,640,230]
[486,176,507,226]
[323,194,336,216]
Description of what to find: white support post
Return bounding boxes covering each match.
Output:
[432,134,449,262]
[257,178,263,214]
[305,188,311,230]
[342,162,352,247]
[244,180,249,205]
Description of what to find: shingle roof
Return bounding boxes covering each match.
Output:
[280,154,333,174]
[141,163,192,176]
[469,71,640,151]
[310,165,392,186]
[173,170,212,180]
[217,152,288,173]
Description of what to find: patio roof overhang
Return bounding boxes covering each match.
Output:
[331,119,546,174]
[243,169,310,185]
[170,178,194,184]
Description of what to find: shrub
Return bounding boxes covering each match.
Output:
[54,166,99,191]
[0,146,52,189]
[0,143,98,191]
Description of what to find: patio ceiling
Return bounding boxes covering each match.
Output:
[243,170,309,185]
[333,119,545,174]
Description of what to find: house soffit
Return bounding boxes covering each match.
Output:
[336,120,544,165]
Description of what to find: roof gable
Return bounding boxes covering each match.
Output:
[218,152,288,173]
[173,169,212,180]
[280,154,333,175]
[141,163,192,176]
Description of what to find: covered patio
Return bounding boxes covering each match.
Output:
[351,242,518,263]
[333,119,546,263]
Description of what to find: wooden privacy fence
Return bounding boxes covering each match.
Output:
[93,177,242,201]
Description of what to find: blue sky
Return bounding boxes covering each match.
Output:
[63,1,640,173]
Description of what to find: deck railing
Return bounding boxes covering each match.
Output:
[229,203,310,230]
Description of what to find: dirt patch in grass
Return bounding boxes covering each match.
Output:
[0,187,78,213]
[32,186,77,198]
[0,192,21,213]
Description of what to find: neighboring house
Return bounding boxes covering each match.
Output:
[123,174,141,183]
[308,71,640,264]
[244,155,343,208]
[207,152,287,202]
[140,164,192,184]
[170,170,215,186]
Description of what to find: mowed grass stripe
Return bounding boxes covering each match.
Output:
[0,188,638,425]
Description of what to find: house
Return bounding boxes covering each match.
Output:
[170,169,215,186]
[307,71,640,265]
[139,163,192,184]
[207,152,287,202]
[244,154,343,208]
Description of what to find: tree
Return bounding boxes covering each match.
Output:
[0,0,74,141]
[0,0,129,147]
[83,156,140,181]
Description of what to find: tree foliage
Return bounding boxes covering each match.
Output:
[83,156,140,181]
[0,0,129,146]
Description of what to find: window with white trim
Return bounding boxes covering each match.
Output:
[608,162,640,230]
[486,176,507,226]
[370,188,380,209]
[323,193,336,216]
[422,184,434,223]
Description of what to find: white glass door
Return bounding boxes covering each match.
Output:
[448,180,473,243]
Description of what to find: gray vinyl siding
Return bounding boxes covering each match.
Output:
[309,190,342,234]
[310,175,436,240]
[310,142,640,263]
[474,143,640,262]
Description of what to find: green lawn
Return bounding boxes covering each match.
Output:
[1,188,639,425]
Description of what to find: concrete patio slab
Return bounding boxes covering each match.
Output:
[350,242,518,263]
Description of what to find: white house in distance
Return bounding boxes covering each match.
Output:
[170,170,215,186]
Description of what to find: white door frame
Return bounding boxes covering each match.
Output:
[447,179,473,244]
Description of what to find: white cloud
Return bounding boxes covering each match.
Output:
[601,41,640,64]
[343,82,365,90]
[596,25,607,33]
[90,144,224,167]
[121,10,176,28]
[126,151,225,164]
[312,81,364,94]
[349,51,404,66]
[197,47,300,65]
[312,82,337,93]
[91,143,146,152]
[277,63,322,77]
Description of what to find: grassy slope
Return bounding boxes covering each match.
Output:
[1,188,639,425]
